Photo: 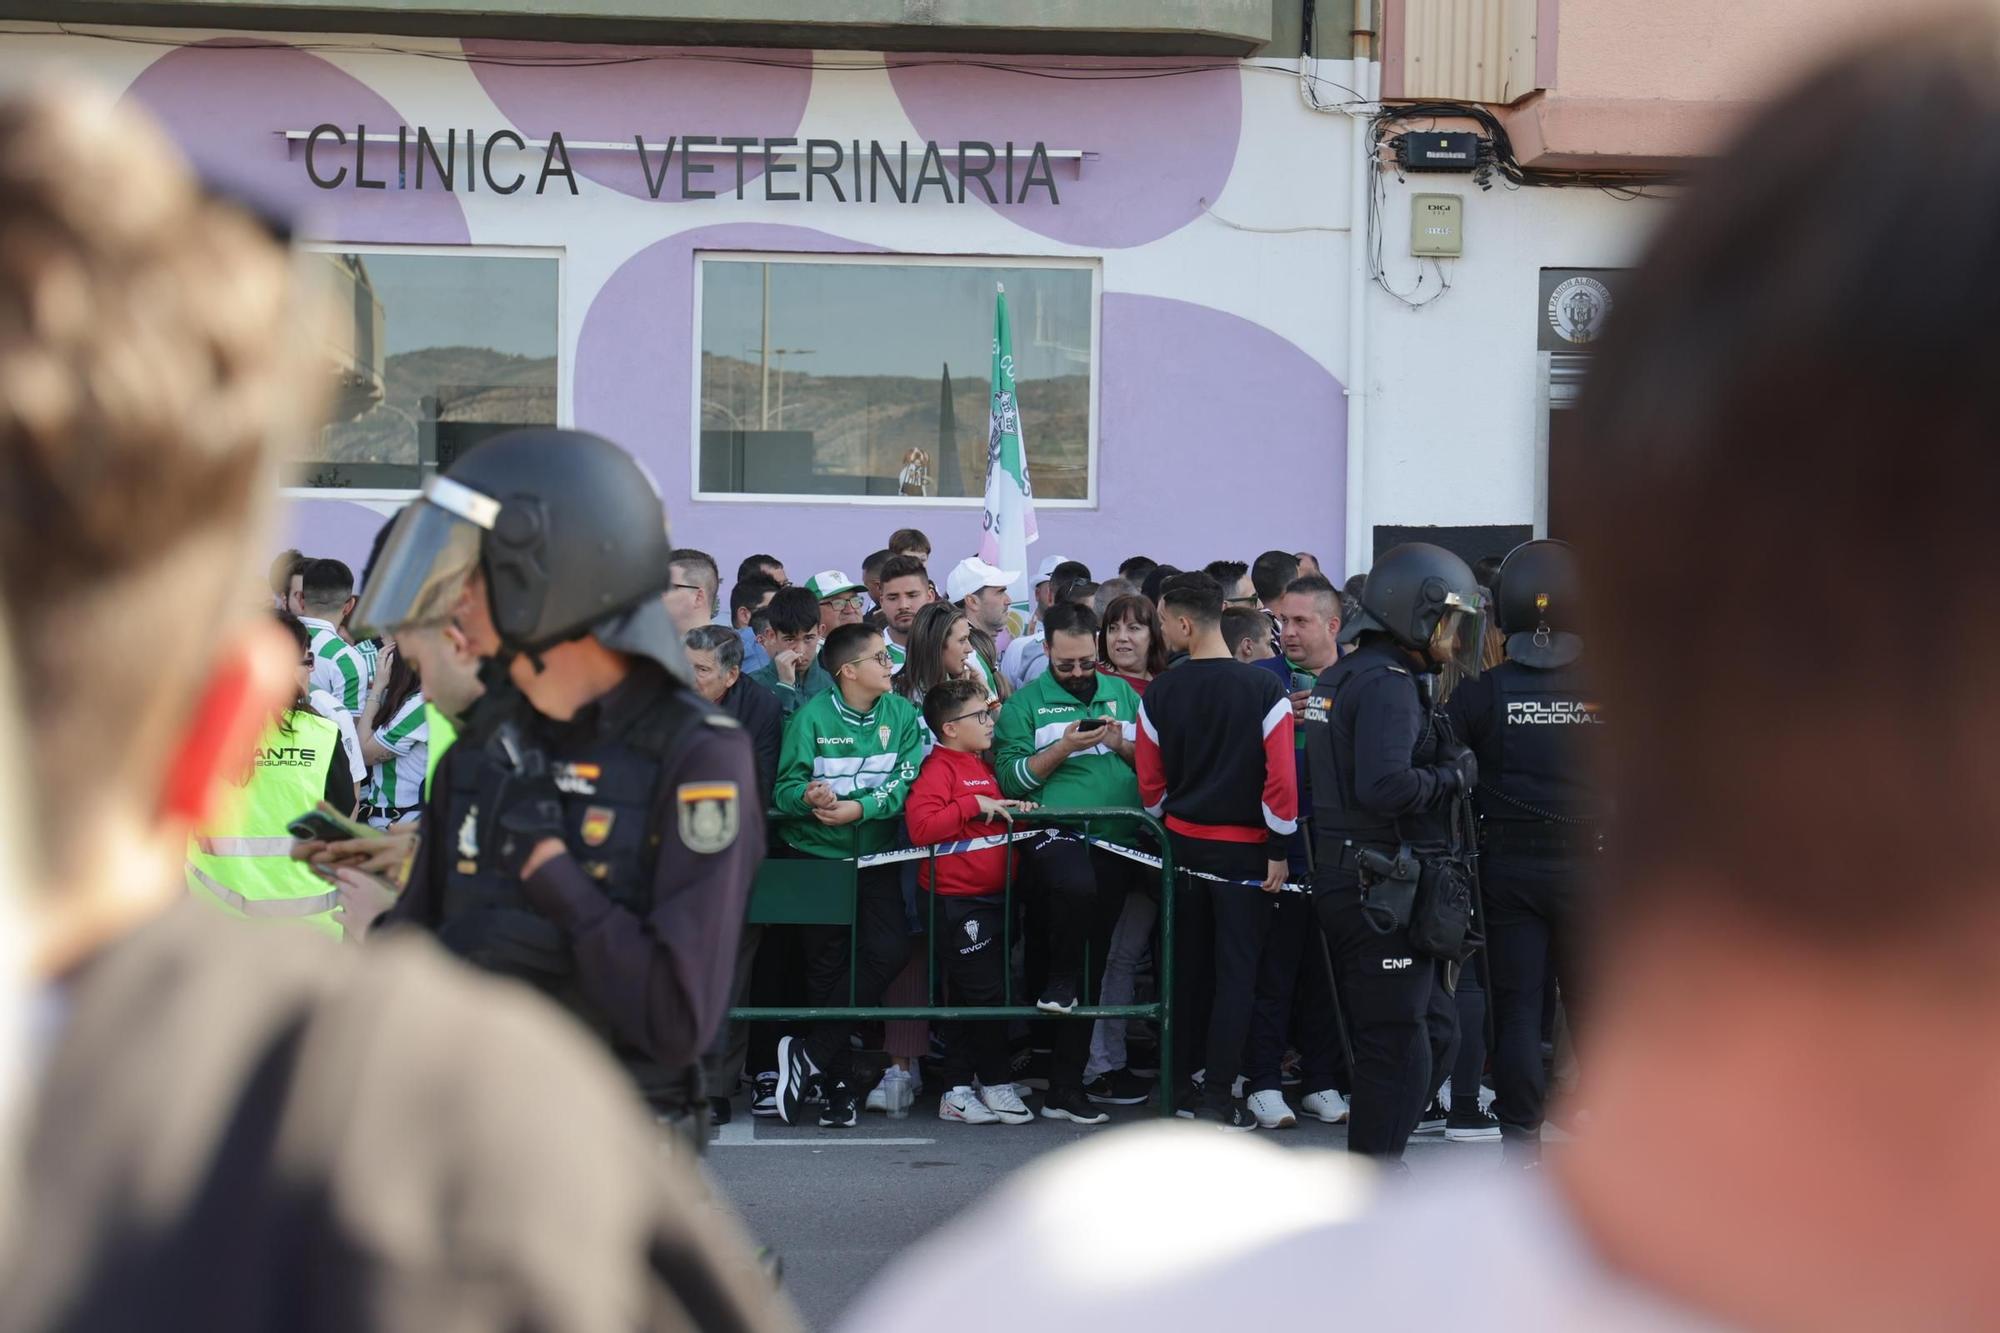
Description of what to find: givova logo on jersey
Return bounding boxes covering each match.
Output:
[1506,700,1602,725]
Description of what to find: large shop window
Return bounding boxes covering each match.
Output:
[304,249,560,491]
[696,256,1096,505]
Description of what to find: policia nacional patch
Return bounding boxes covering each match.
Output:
[677,781,741,854]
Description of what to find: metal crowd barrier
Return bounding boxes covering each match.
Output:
[727,806,1178,1115]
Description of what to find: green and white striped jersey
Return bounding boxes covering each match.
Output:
[354,637,383,690]
[367,691,428,824]
[299,616,369,716]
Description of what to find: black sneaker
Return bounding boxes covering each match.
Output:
[1010,1046,1053,1091]
[1173,1079,1206,1119]
[1083,1069,1153,1105]
[1036,977,1080,1014]
[1126,1040,1161,1078]
[775,1036,821,1127]
[1041,1085,1111,1125]
[708,1096,733,1126]
[1445,1106,1502,1142]
[751,1071,779,1118]
[1414,1097,1448,1134]
[818,1081,859,1129]
[1192,1099,1258,1132]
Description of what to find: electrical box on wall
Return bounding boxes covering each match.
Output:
[1410,193,1463,257]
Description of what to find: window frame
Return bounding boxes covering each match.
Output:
[690,250,1101,509]
[282,241,568,501]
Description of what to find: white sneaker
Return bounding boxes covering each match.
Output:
[1301,1089,1350,1124]
[1247,1089,1297,1129]
[978,1081,1035,1125]
[939,1086,998,1124]
[865,1067,911,1113]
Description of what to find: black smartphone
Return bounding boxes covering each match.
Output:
[1076,716,1113,733]
[286,808,381,843]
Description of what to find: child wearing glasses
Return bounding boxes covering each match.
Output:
[905,678,1037,1124]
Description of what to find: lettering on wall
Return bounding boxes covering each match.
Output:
[300,125,1063,204]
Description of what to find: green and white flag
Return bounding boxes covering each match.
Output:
[979,283,1038,613]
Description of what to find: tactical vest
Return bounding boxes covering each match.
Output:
[1481,660,1604,825]
[438,684,709,1108]
[1308,648,1450,861]
[186,711,343,938]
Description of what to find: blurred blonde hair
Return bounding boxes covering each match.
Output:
[0,86,322,887]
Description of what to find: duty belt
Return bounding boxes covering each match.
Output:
[1316,837,1398,875]
[1482,820,1601,856]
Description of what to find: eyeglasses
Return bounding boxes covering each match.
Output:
[1223,596,1262,608]
[949,708,997,726]
[669,582,705,594]
[843,649,893,670]
[1051,657,1099,673]
[827,594,862,609]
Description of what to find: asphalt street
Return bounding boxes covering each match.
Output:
[703,1093,1508,1328]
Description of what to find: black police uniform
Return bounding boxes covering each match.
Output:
[1444,651,1603,1152]
[1303,635,1467,1158]
[388,662,764,1147]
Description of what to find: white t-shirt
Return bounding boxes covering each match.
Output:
[838,1125,1724,1333]
[306,689,367,789]
[1000,629,1048,690]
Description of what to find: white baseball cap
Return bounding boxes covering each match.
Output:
[1035,554,1075,583]
[945,556,1021,604]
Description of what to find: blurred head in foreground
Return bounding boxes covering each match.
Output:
[0,87,316,971]
[1557,13,2000,1326]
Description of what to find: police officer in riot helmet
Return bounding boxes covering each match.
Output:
[1443,538,1603,1163]
[354,428,765,1144]
[1300,542,1488,1162]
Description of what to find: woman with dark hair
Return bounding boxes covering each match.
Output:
[1098,593,1165,692]
[357,644,427,829]
[186,611,356,937]
[896,602,994,712]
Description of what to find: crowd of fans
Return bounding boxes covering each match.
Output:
[268,517,1541,1135]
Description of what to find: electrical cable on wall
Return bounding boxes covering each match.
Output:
[14,21,1370,99]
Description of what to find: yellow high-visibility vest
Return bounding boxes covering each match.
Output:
[423,701,457,800]
[186,710,343,938]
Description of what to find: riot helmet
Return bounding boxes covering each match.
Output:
[352,428,689,682]
[1339,542,1489,678]
[1494,538,1584,669]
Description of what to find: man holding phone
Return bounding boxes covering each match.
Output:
[994,603,1146,1125]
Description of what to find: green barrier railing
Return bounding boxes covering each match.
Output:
[729,806,1177,1115]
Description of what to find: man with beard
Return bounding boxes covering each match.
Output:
[994,602,1146,1125]
[876,554,934,673]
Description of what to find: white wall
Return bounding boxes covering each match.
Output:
[1359,166,1670,541]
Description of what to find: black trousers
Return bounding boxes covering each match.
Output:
[1315,873,1456,1159]
[801,865,912,1083]
[1025,835,1135,1094]
[929,895,1013,1089]
[1170,835,1285,1112]
[1245,890,1343,1096]
[1484,851,1585,1145]
[1443,959,1487,1109]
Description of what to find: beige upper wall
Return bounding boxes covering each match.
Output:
[1383,0,1958,170]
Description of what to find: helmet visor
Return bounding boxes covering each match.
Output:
[349,476,497,638]
[1428,591,1489,679]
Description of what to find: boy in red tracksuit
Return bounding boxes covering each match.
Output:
[906,678,1038,1125]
